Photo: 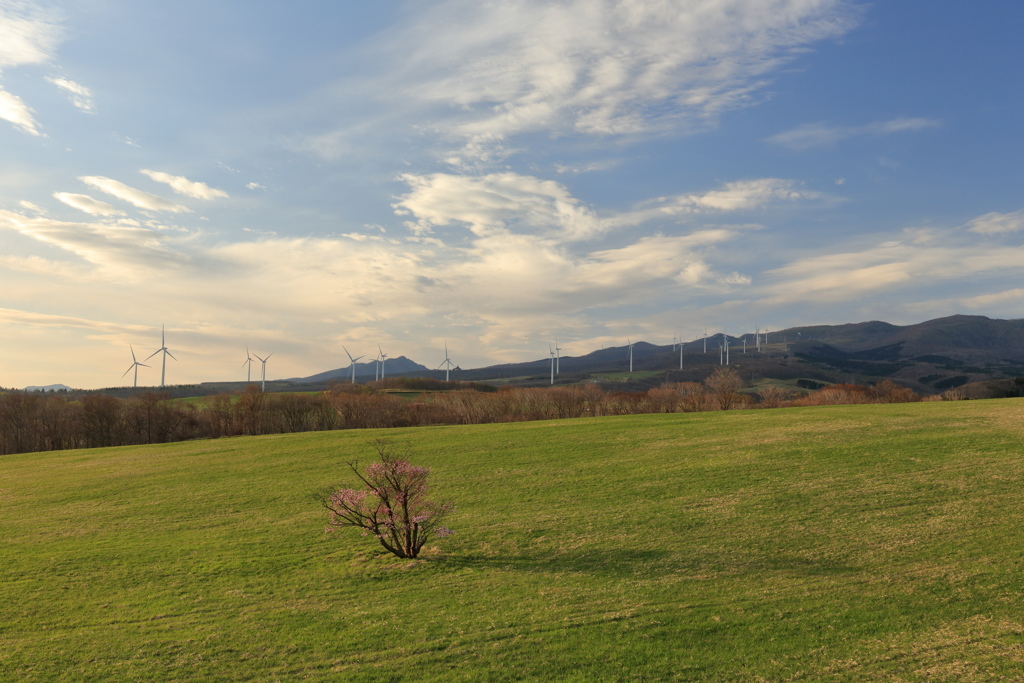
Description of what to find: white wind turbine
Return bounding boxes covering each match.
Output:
[438,341,455,382]
[674,332,684,369]
[377,345,389,380]
[242,347,255,382]
[343,346,364,384]
[627,337,635,373]
[549,343,556,385]
[254,352,272,391]
[122,345,149,388]
[144,324,176,388]
[554,339,562,374]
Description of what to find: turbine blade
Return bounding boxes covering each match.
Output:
[144,349,161,361]
[166,350,177,361]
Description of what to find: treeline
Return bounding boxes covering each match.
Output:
[0,372,922,456]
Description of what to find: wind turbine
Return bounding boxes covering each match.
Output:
[242,347,255,382]
[674,332,684,369]
[343,346,364,384]
[703,326,708,353]
[254,352,272,392]
[549,343,556,385]
[377,345,389,380]
[554,339,561,375]
[144,324,176,388]
[122,345,149,388]
[438,341,455,382]
[627,337,635,373]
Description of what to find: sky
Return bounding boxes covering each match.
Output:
[1,0,1023,389]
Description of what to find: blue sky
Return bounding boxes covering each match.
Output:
[1,0,1022,389]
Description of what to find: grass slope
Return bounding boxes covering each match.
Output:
[3,400,1024,680]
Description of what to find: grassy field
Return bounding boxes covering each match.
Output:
[3,400,1024,680]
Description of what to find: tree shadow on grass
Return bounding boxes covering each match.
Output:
[431,547,863,581]
[433,547,678,578]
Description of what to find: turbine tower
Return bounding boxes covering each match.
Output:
[254,352,272,392]
[242,347,255,382]
[377,345,389,380]
[122,345,149,388]
[554,339,561,375]
[438,341,455,382]
[627,337,635,373]
[343,346,364,384]
[144,324,176,388]
[549,343,556,385]
[675,332,684,369]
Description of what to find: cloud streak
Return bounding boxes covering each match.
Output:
[79,176,191,213]
[46,76,94,112]
[141,170,228,200]
[394,173,818,242]
[53,192,125,216]
[767,117,941,150]
[965,210,1024,235]
[0,87,39,134]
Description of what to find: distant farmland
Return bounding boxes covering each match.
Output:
[3,399,1024,680]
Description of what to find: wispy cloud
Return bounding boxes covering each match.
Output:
[140,170,228,200]
[46,76,94,112]
[0,2,62,69]
[0,210,191,277]
[335,0,861,165]
[0,87,40,135]
[53,192,125,217]
[965,210,1024,235]
[0,2,63,135]
[767,117,941,150]
[393,173,818,242]
[79,176,191,213]
[760,217,1024,305]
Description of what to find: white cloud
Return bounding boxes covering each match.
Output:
[0,209,190,277]
[767,117,941,150]
[348,0,860,163]
[0,2,61,69]
[140,170,229,200]
[245,182,265,191]
[965,210,1024,235]
[554,160,620,174]
[79,176,191,213]
[46,76,94,112]
[18,200,44,214]
[53,192,125,217]
[393,172,816,242]
[0,87,40,135]
[393,171,602,240]
[759,224,1024,305]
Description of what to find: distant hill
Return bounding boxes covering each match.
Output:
[289,356,429,383]
[282,315,1024,395]
[24,384,73,392]
[448,315,1024,394]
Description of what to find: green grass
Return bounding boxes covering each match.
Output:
[3,400,1024,680]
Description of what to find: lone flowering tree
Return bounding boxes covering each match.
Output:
[321,440,454,559]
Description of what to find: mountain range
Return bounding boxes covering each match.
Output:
[287,315,1024,394]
